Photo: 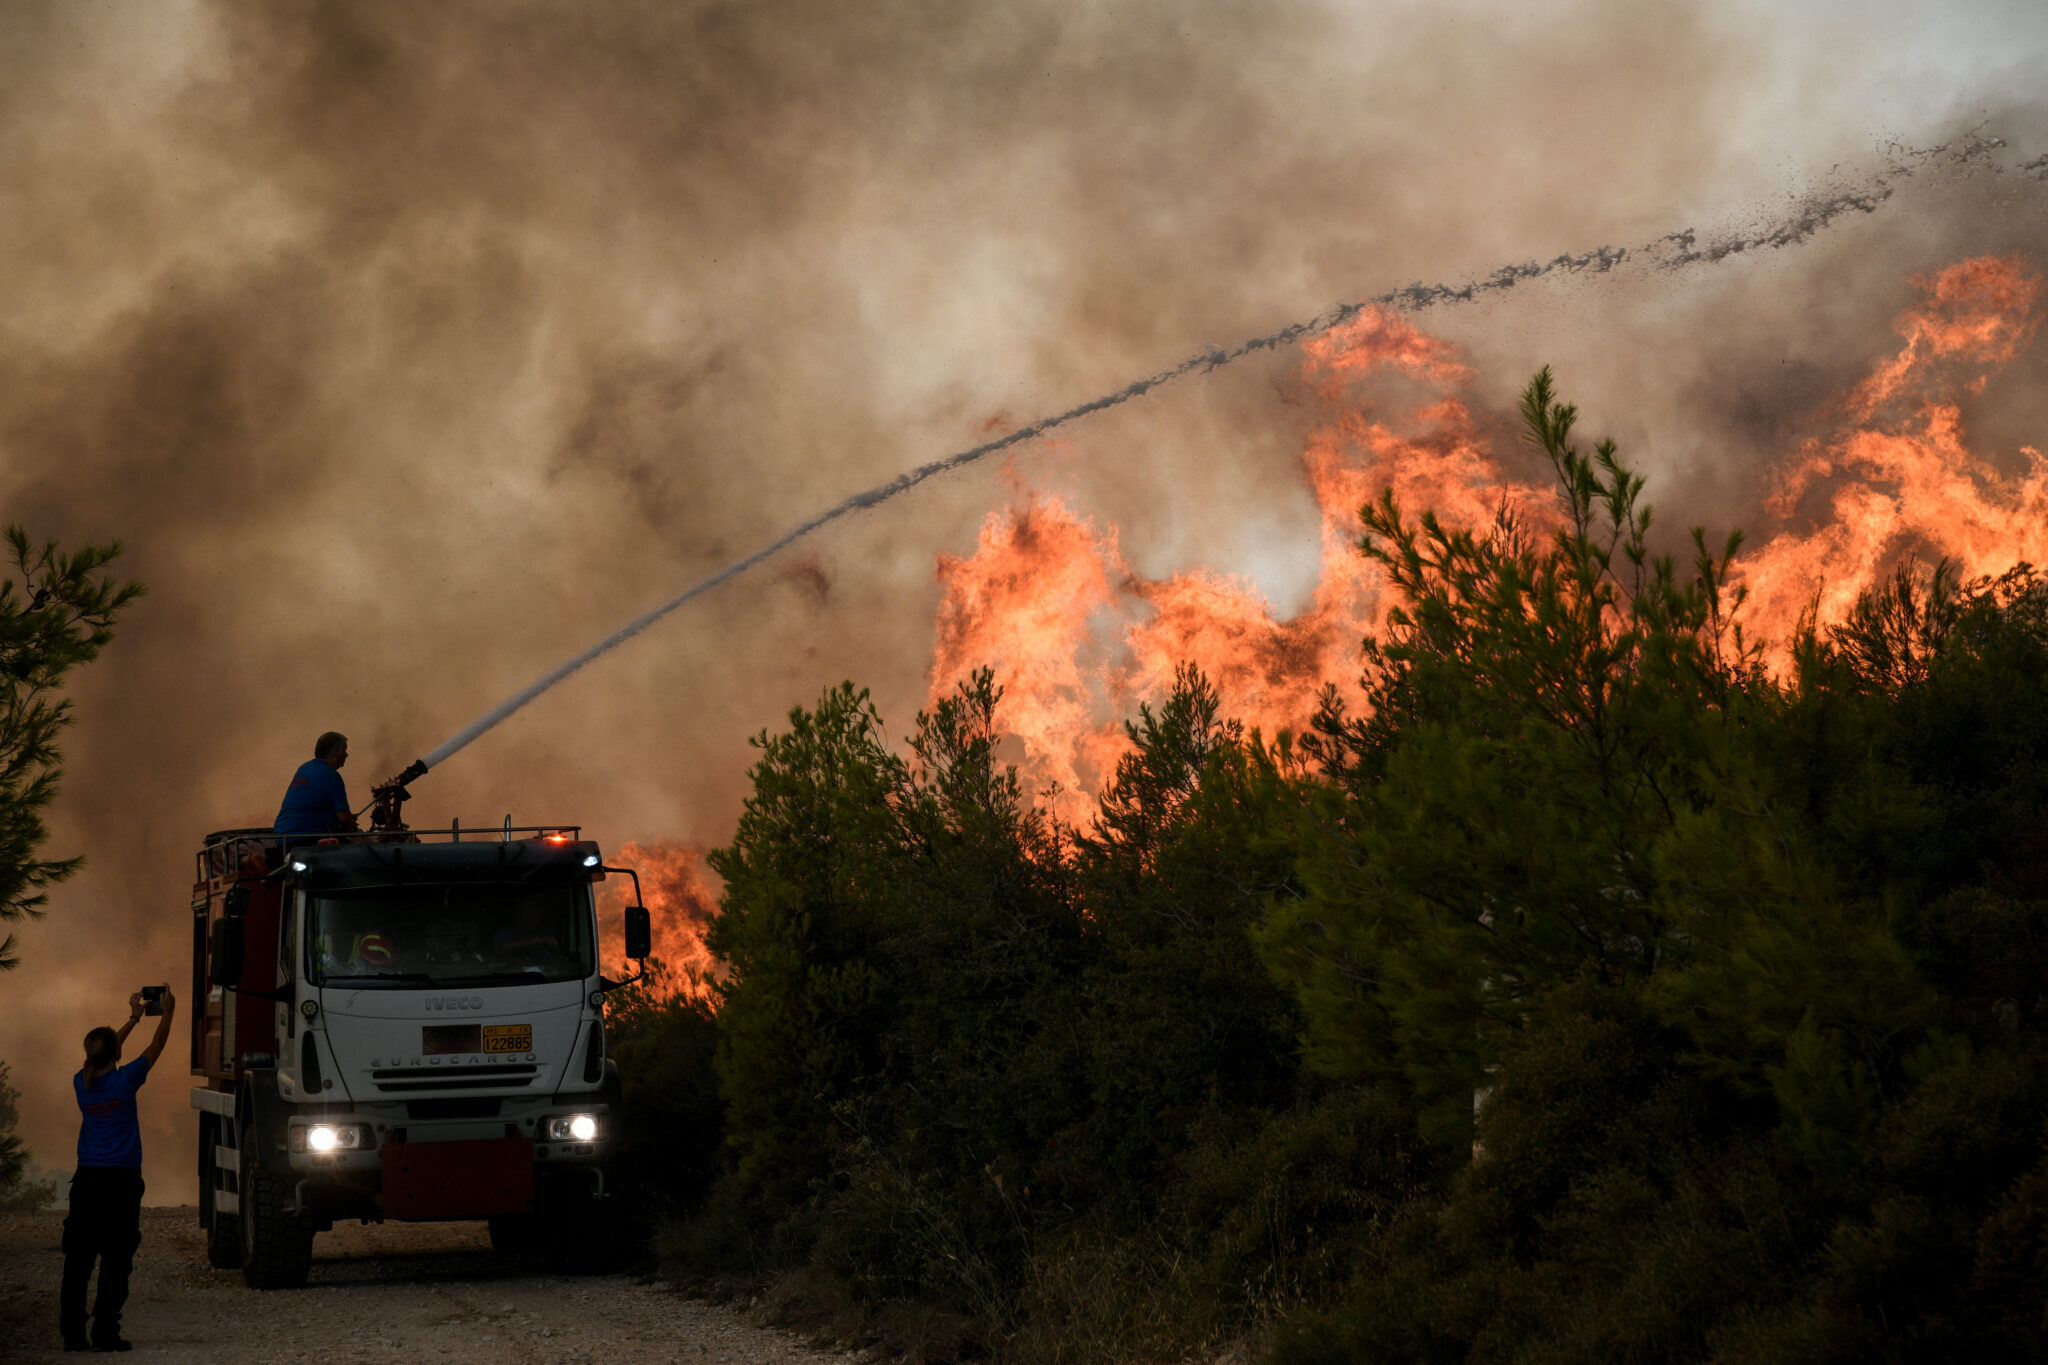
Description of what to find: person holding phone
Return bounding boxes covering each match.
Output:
[61,988,174,1353]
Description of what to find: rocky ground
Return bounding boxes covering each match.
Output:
[0,1207,845,1364]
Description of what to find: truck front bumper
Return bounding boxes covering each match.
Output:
[283,1103,613,1175]
[381,1135,534,1219]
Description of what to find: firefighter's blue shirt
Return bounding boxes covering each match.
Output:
[274,759,349,836]
[74,1055,151,1169]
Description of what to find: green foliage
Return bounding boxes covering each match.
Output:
[678,370,2048,1362]
[0,1059,57,1211]
[805,670,1089,1314]
[1255,377,2048,1363]
[1070,666,1311,1206]
[1262,367,1751,1139]
[0,526,142,969]
[706,682,905,1201]
[1161,1084,1447,1319]
[690,665,1319,1353]
[606,957,724,1214]
[867,665,1085,1198]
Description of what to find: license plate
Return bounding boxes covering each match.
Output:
[422,1025,480,1055]
[482,1025,532,1054]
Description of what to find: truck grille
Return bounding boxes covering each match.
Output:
[405,1098,502,1119]
[371,1064,539,1093]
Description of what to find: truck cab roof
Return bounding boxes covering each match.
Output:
[279,835,604,893]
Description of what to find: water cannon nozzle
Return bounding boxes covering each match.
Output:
[367,758,431,837]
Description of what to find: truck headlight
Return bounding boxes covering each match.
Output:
[290,1122,367,1153]
[546,1114,601,1142]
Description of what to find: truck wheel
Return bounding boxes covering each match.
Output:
[201,1116,242,1270]
[239,1128,313,1289]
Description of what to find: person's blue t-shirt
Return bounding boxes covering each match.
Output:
[74,1055,151,1169]
[275,759,349,837]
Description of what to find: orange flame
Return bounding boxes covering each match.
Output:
[595,838,723,996]
[929,307,1551,809]
[931,258,2047,790]
[1737,255,2047,647]
[931,493,1124,805]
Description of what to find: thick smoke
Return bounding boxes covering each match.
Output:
[0,0,2044,1202]
[425,128,2022,770]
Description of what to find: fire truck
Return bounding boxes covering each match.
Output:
[187,764,652,1288]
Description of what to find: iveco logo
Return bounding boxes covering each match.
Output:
[424,997,484,1011]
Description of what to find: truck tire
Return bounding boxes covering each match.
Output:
[239,1128,313,1289]
[200,1115,242,1270]
[209,1198,244,1269]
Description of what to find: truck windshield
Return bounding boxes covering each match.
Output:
[307,883,594,988]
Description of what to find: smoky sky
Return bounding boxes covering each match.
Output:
[1,0,2045,1201]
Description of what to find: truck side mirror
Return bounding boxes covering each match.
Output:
[623,904,652,961]
[209,917,244,988]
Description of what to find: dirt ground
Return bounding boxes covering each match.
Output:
[0,1207,847,1364]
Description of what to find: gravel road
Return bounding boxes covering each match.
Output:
[0,1207,846,1364]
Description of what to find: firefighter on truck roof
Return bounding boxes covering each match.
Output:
[273,731,356,840]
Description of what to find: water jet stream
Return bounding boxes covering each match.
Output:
[419,136,2025,773]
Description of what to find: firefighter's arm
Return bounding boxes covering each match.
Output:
[141,989,176,1066]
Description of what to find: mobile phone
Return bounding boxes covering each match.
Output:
[141,984,165,1017]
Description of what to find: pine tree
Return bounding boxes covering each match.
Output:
[0,526,142,969]
[706,682,905,1198]
[0,1059,55,1210]
[1259,368,1750,1137]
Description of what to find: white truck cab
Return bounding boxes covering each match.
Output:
[189,825,651,1288]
